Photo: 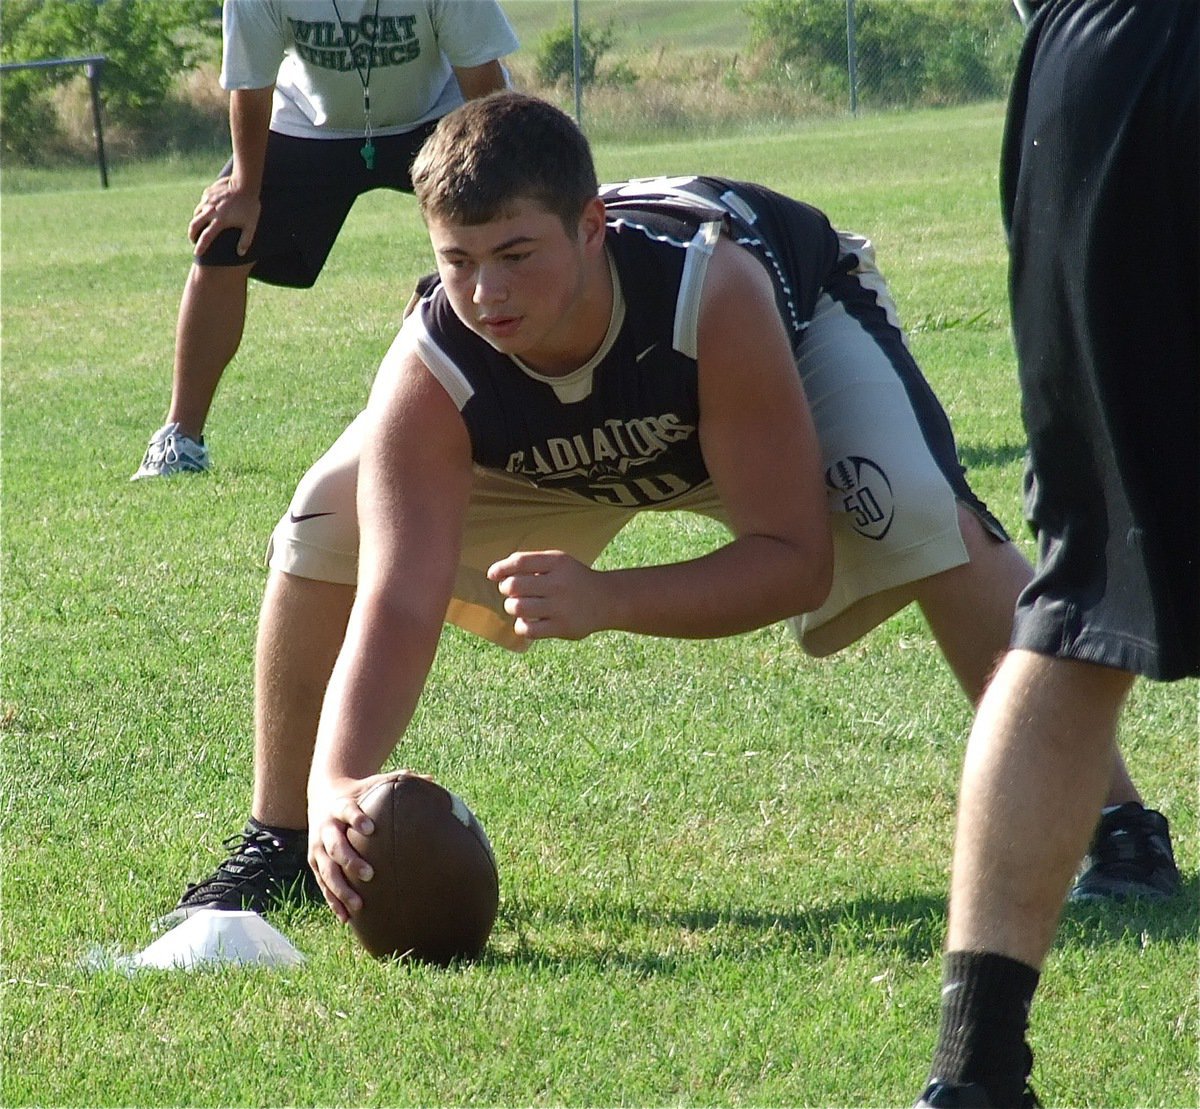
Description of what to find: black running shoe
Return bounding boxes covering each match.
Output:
[1070,803,1181,902]
[159,819,322,928]
[915,1080,1041,1108]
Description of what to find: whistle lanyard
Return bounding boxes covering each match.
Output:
[329,0,382,169]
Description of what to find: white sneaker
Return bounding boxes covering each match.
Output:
[131,422,210,480]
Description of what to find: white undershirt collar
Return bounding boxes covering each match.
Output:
[510,249,624,404]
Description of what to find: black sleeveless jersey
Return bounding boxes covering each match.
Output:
[405,176,845,509]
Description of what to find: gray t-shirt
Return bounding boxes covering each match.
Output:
[220,0,518,138]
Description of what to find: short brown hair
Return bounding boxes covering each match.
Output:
[411,92,600,232]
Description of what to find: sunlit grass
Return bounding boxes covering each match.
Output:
[2,102,1195,1108]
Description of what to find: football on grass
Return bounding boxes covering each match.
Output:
[345,771,499,964]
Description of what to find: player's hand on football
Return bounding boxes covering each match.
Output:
[308,774,390,923]
[488,549,605,641]
[188,176,262,257]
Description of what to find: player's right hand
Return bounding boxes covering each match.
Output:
[307,773,390,924]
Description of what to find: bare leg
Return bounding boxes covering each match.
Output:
[912,506,1032,705]
[168,262,253,440]
[251,570,355,829]
[947,650,1132,965]
[913,505,1142,808]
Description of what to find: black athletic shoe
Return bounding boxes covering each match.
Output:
[1069,803,1181,903]
[915,1080,1041,1108]
[158,819,322,929]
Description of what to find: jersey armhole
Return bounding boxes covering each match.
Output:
[673,220,723,359]
[406,311,476,411]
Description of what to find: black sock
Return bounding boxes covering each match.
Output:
[246,817,307,860]
[929,950,1039,1106]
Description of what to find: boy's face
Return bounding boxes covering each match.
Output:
[427,197,608,374]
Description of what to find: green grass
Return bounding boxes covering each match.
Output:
[503,0,750,54]
[2,103,1197,1108]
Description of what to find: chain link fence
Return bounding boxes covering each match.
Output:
[1,1,1027,168]
[755,0,1025,116]
[520,0,1025,138]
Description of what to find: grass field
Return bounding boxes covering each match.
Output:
[2,100,1197,1108]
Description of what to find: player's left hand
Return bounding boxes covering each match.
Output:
[487,549,606,641]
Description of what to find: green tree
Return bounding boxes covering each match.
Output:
[746,0,1021,108]
[1,0,219,158]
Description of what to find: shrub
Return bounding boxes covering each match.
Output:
[533,21,616,87]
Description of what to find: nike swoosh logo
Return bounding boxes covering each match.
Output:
[636,342,658,362]
[287,511,334,524]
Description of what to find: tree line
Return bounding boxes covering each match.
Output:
[1,0,1023,163]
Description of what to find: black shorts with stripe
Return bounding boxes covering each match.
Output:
[1002,0,1199,679]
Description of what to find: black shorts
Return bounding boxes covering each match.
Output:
[1001,0,1199,680]
[196,122,438,288]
